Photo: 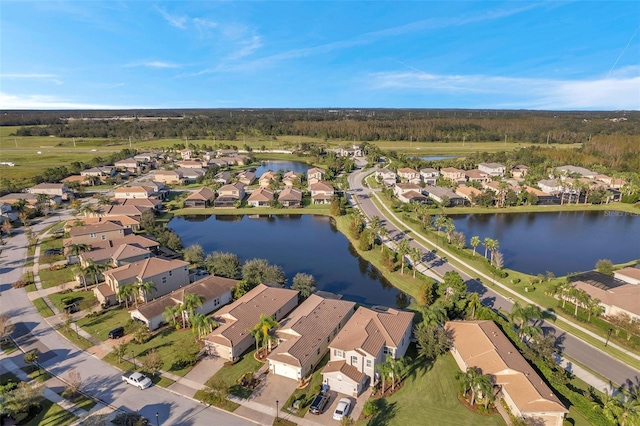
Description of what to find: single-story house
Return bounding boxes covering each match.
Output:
[323,306,414,396]
[203,284,299,360]
[176,160,204,169]
[81,166,115,177]
[455,186,483,202]
[424,185,466,206]
[555,165,597,179]
[278,187,303,208]
[259,171,278,188]
[183,187,216,208]
[80,243,151,269]
[214,171,232,185]
[118,198,162,210]
[538,179,561,194]
[28,183,71,200]
[397,190,429,204]
[177,167,205,183]
[247,188,274,207]
[268,295,355,381]
[130,275,239,330]
[615,267,640,286]
[0,193,46,207]
[447,320,567,426]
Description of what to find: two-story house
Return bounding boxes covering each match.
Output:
[114,158,142,174]
[440,167,467,185]
[278,187,303,208]
[113,186,155,199]
[310,182,334,204]
[375,168,397,187]
[267,295,355,382]
[203,284,299,361]
[419,168,439,186]
[282,171,301,187]
[259,171,278,188]
[178,148,193,159]
[478,162,506,177]
[68,221,126,245]
[215,182,246,208]
[102,257,190,304]
[237,171,256,186]
[322,306,414,396]
[307,168,326,186]
[183,187,216,208]
[464,169,491,184]
[28,183,71,200]
[176,160,204,169]
[154,169,184,184]
[396,168,420,184]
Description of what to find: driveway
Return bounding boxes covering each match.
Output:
[249,369,299,406]
[168,354,227,397]
[304,386,370,424]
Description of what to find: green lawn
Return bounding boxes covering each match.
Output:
[39,236,65,264]
[195,348,263,403]
[57,327,94,350]
[77,308,130,341]
[49,290,97,312]
[23,398,77,426]
[284,353,330,417]
[58,392,97,412]
[32,297,55,317]
[357,354,504,426]
[1,340,19,354]
[38,266,75,289]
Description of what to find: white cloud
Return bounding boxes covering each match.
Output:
[2,73,63,85]
[0,92,144,110]
[368,70,640,110]
[156,7,188,29]
[126,61,183,69]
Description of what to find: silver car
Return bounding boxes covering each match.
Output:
[332,397,351,421]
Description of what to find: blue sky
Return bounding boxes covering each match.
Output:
[1,1,639,110]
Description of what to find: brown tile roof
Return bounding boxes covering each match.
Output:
[573,280,640,317]
[310,182,333,191]
[525,186,550,197]
[401,191,427,201]
[31,183,66,190]
[65,216,140,229]
[395,183,421,190]
[330,307,414,356]
[456,187,482,198]
[95,283,115,297]
[397,167,419,175]
[112,244,150,261]
[447,320,567,415]
[104,257,189,282]
[134,275,239,320]
[205,284,298,347]
[69,221,125,237]
[268,295,355,367]
[248,188,274,202]
[113,186,152,194]
[278,187,302,202]
[465,169,489,179]
[322,360,366,383]
[616,267,640,282]
[186,187,216,201]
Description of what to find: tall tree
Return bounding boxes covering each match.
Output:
[409,247,422,278]
[204,251,242,279]
[396,239,412,275]
[183,244,205,266]
[163,304,182,327]
[253,314,280,353]
[292,273,316,299]
[137,280,157,303]
[466,292,482,320]
[181,293,205,327]
[118,284,136,309]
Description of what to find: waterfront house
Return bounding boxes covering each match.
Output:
[183,187,216,208]
[310,182,334,204]
[247,188,274,207]
[424,185,466,206]
[278,187,303,208]
[307,168,326,186]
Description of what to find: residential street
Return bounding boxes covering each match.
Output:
[347,165,640,390]
[0,212,258,426]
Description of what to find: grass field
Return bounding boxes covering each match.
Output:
[357,353,504,426]
[77,308,130,341]
[49,290,97,312]
[195,348,263,401]
[23,398,77,426]
[38,266,75,289]
[32,297,55,317]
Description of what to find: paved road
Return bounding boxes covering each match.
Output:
[347,166,640,389]
[0,212,257,426]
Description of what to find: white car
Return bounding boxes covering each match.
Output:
[333,397,351,421]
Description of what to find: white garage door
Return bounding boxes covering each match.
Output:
[326,376,356,396]
[273,363,299,380]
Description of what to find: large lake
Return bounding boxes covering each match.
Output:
[251,160,311,177]
[169,214,402,306]
[450,211,640,276]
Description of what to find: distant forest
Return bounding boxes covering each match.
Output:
[3,108,639,145]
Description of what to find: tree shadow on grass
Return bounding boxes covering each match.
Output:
[366,399,398,426]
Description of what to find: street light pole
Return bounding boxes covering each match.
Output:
[276,400,279,423]
[156,412,159,426]
[605,328,613,347]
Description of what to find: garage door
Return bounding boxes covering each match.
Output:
[326,375,356,396]
[273,363,299,380]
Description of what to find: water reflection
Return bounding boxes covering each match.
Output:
[170,214,400,306]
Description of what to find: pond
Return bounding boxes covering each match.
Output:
[450,211,640,276]
[169,214,403,307]
[251,160,312,178]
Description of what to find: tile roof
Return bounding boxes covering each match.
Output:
[573,280,640,317]
[104,257,189,282]
[69,221,124,237]
[134,275,239,320]
[185,187,216,201]
[330,306,414,356]
[278,187,302,201]
[248,188,274,202]
[447,320,567,415]
[205,284,298,347]
[268,295,355,367]
[322,360,366,383]
[310,182,333,191]
[616,267,640,282]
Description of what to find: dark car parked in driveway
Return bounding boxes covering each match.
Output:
[44,248,63,255]
[108,327,125,339]
[309,392,330,415]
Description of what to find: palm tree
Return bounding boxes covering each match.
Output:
[190,313,217,339]
[434,214,447,246]
[255,314,280,353]
[181,293,205,327]
[396,239,411,275]
[68,243,90,264]
[83,260,105,285]
[470,236,480,257]
[378,227,388,253]
[387,355,411,391]
[457,367,486,406]
[487,239,499,265]
[409,247,422,278]
[163,304,181,326]
[79,204,96,217]
[483,237,492,259]
[137,280,157,303]
[422,303,448,326]
[249,323,265,352]
[12,198,27,212]
[369,215,381,231]
[444,218,455,244]
[73,264,89,290]
[376,357,393,394]
[587,298,605,322]
[118,284,136,309]
[467,292,482,320]
[570,288,589,317]
[593,391,624,425]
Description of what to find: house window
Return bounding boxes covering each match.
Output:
[317,348,320,355]
[169,271,172,276]
[90,233,96,238]
[334,349,343,358]
[350,356,357,365]
[101,235,106,240]
[366,359,372,368]
[162,277,167,284]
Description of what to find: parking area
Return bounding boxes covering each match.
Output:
[249,369,299,406]
[304,386,370,423]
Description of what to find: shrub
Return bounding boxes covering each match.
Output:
[12,280,27,289]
